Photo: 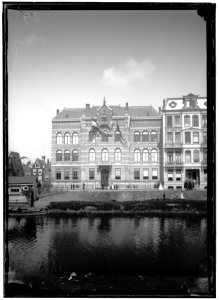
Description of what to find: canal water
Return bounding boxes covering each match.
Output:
[6,216,208,296]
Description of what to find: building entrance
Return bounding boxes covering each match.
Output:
[101,169,109,188]
[186,169,200,185]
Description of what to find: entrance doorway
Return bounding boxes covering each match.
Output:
[186,170,200,185]
[101,169,109,188]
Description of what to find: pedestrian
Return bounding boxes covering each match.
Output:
[73,184,75,190]
[163,192,166,200]
[83,183,85,190]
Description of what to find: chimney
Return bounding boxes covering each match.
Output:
[56,109,60,115]
[86,104,90,110]
[125,102,129,113]
[158,107,161,114]
[42,156,46,162]
[163,99,165,109]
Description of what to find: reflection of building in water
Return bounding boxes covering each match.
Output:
[162,93,207,189]
[51,98,162,189]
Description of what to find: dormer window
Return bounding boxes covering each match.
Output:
[102,114,107,122]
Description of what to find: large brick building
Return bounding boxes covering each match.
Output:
[51,98,162,189]
[162,93,207,189]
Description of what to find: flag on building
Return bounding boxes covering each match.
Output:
[91,118,103,135]
[116,123,128,146]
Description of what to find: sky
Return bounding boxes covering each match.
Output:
[7,9,207,162]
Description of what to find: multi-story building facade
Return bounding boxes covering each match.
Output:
[162,93,207,189]
[51,99,162,189]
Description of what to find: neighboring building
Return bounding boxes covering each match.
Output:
[162,93,207,189]
[8,152,24,176]
[51,98,162,189]
[8,176,38,207]
[23,165,32,176]
[32,157,51,185]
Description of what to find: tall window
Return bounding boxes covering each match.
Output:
[142,131,149,142]
[115,168,121,180]
[134,168,140,180]
[72,169,78,180]
[203,149,207,162]
[72,150,79,161]
[193,132,199,144]
[101,149,108,161]
[167,153,173,163]
[56,150,62,161]
[185,150,191,163]
[193,150,200,162]
[167,132,173,143]
[142,149,149,162]
[134,149,141,162]
[185,132,191,143]
[203,132,207,144]
[175,132,181,143]
[134,131,141,142]
[64,169,70,180]
[89,149,95,162]
[56,133,62,144]
[56,169,62,180]
[102,131,109,142]
[184,115,190,127]
[64,150,70,161]
[167,169,173,181]
[143,169,149,180]
[192,115,199,127]
[202,115,207,127]
[64,133,70,144]
[73,133,79,144]
[89,168,95,180]
[89,132,95,143]
[176,169,181,181]
[151,149,158,162]
[175,116,180,127]
[175,152,181,162]
[102,114,107,122]
[114,130,121,142]
[167,116,172,127]
[115,148,121,162]
[152,169,158,180]
[150,131,158,142]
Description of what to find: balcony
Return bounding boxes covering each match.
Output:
[165,161,183,167]
[165,143,183,149]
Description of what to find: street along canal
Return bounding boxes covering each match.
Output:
[6,215,208,296]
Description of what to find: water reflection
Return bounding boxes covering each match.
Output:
[7,216,208,285]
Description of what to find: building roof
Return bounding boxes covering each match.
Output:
[53,105,160,120]
[8,176,36,185]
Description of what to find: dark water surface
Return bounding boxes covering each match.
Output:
[6,216,208,295]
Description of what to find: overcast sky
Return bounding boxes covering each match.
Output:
[8,9,206,162]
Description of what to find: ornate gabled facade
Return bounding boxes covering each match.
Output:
[162,93,207,189]
[51,98,162,189]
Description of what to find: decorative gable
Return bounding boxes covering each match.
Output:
[97,97,113,125]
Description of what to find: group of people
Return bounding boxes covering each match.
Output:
[184,178,197,190]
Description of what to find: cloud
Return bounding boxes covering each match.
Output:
[20,33,46,47]
[102,58,155,88]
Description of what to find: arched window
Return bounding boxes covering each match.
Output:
[101,130,109,142]
[56,150,62,161]
[56,133,62,144]
[151,149,158,162]
[73,133,79,144]
[102,114,107,122]
[115,148,121,162]
[64,149,70,161]
[185,150,191,163]
[115,130,121,142]
[89,149,95,162]
[89,132,95,143]
[72,150,79,161]
[142,149,149,162]
[134,149,141,162]
[150,131,158,142]
[134,131,141,142]
[101,149,108,161]
[142,131,149,142]
[167,132,173,143]
[64,133,70,144]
